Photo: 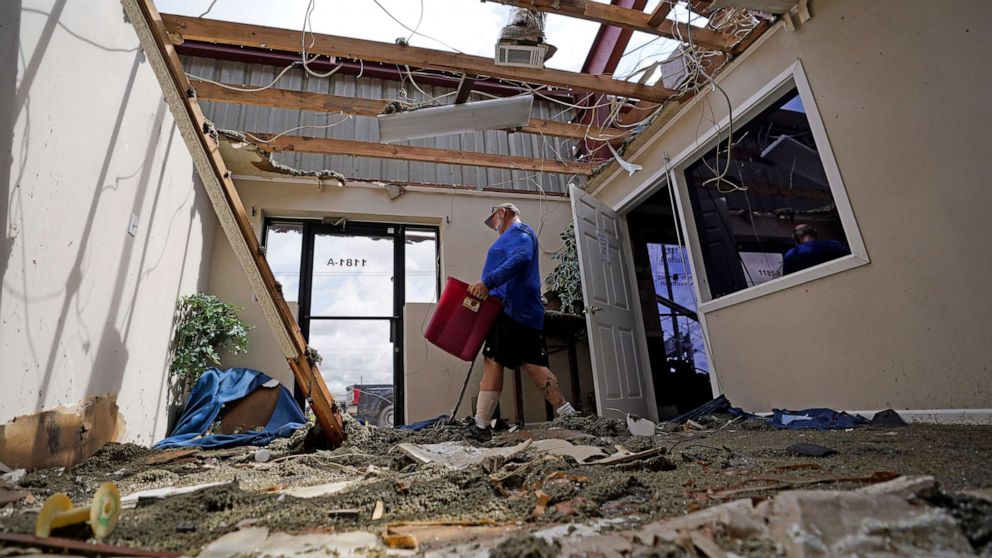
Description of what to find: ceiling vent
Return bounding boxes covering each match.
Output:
[494,8,554,69]
[495,43,548,69]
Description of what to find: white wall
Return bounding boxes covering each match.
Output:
[0,1,217,444]
[593,0,992,413]
[209,178,577,422]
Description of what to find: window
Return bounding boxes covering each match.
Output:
[404,228,439,304]
[681,79,862,302]
[264,221,304,302]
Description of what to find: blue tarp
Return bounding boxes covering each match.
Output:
[769,408,869,430]
[397,415,448,431]
[666,396,869,431]
[154,368,306,449]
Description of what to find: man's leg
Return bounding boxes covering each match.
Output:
[474,357,504,429]
[522,363,576,415]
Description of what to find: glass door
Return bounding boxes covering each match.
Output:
[278,220,438,427]
[300,222,397,426]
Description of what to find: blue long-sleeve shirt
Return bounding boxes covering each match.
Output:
[481,222,544,330]
[783,240,850,275]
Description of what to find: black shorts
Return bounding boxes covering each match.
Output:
[482,312,549,369]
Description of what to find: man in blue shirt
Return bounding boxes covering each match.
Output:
[783,224,850,275]
[466,203,577,441]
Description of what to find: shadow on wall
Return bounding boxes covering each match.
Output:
[30,52,147,410]
[0,0,25,313]
[158,172,219,436]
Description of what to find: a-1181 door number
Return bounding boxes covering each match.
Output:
[327,258,368,267]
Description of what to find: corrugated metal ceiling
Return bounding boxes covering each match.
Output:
[183,55,583,194]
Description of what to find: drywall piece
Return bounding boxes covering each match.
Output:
[764,490,972,556]
[0,394,123,471]
[529,439,607,464]
[196,527,403,558]
[637,479,974,556]
[280,481,353,499]
[397,441,532,470]
[626,414,656,437]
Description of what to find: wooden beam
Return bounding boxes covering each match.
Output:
[129,0,346,447]
[162,14,675,102]
[454,75,475,104]
[192,81,627,141]
[647,1,674,27]
[247,133,598,175]
[482,0,735,50]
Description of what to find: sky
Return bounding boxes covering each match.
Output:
[155,0,690,81]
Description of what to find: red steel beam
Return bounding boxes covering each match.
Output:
[579,0,648,160]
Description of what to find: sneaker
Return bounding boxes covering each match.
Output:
[464,420,493,443]
[556,402,578,417]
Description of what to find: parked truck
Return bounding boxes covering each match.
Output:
[344,384,394,427]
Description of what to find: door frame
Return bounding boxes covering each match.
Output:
[262,217,440,427]
[615,175,724,398]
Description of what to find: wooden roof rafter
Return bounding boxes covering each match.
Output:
[480,0,736,50]
[161,14,678,102]
[243,133,598,176]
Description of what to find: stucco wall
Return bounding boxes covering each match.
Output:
[0,1,217,443]
[594,0,992,413]
[209,178,579,422]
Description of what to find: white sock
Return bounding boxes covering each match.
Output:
[556,402,577,416]
[474,390,500,429]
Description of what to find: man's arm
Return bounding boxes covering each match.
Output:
[482,230,534,291]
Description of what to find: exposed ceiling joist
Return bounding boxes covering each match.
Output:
[244,133,597,175]
[647,2,675,27]
[192,82,626,141]
[481,0,736,50]
[161,14,676,102]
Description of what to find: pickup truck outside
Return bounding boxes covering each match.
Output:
[344,384,394,427]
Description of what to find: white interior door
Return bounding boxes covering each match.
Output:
[570,185,656,420]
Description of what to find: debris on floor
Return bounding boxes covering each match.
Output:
[0,408,990,557]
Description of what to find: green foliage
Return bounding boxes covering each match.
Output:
[545,221,584,316]
[169,293,253,396]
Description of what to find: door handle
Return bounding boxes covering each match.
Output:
[584,305,602,315]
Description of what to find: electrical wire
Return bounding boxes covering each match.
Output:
[197,0,219,18]
[186,63,300,92]
[242,115,353,144]
[368,0,465,53]
[301,0,345,78]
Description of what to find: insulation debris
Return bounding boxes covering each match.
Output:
[1,418,990,556]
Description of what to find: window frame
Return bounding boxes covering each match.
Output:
[668,60,869,313]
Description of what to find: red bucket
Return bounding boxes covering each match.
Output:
[424,277,503,361]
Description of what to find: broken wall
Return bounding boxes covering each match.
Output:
[594,0,992,415]
[208,178,579,423]
[0,1,218,446]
